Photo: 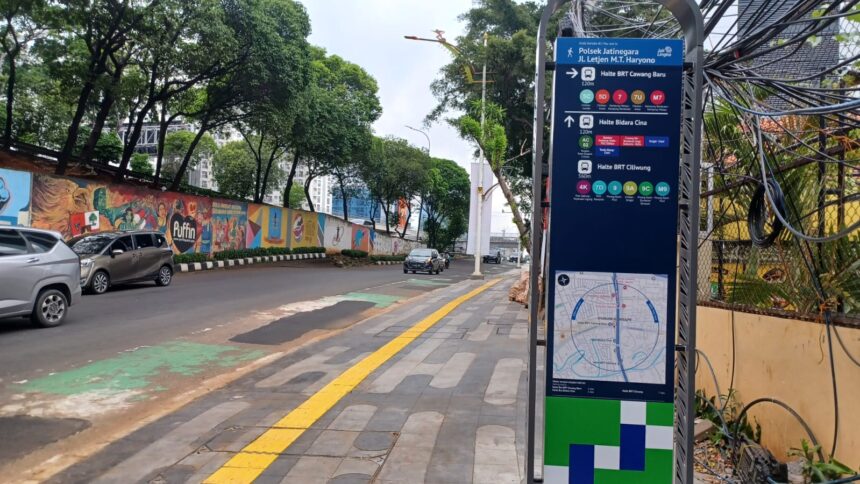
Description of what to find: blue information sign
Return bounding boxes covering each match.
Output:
[546,38,684,403]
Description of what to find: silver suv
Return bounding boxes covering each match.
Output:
[0,227,82,327]
[70,231,175,294]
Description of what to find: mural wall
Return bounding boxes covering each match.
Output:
[290,209,325,248]
[352,224,371,252]
[0,168,31,226]
[212,200,246,252]
[12,167,421,256]
[323,216,351,251]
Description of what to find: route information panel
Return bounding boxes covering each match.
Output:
[546,38,683,403]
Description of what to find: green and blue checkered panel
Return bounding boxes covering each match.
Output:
[543,397,673,484]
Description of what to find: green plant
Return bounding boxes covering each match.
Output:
[789,439,856,483]
[341,249,368,259]
[173,253,210,264]
[370,254,406,262]
[293,246,324,254]
[694,390,761,447]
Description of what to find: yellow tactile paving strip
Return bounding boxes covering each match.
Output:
[204,278,502,483]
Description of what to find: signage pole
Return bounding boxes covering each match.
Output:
[528,2,703,484]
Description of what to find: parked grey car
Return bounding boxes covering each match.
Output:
[70,231,175,295]
[0,227,82,327]
[403,248,445,275]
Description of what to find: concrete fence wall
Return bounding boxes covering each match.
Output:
[695,305,860,466]
[0,166,420,256]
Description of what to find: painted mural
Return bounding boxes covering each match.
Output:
[290,209,325,248]
[352,224,371,252]
[211,200,247,253]
[246,204,288,249]
[30,174,109,237]
[20,168,424,257]
[106,185,212,254]
[323,216,351,251]
[0,168,31,226]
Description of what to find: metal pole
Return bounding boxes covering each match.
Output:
[527,3,558,481]
[472,32,489,278]
[529,2,703,484]
[406,125,431,242]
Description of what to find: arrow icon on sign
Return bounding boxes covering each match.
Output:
[566,68,578,79]
[564,115,575,128]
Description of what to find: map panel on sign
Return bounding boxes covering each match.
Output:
[552,271,667,385]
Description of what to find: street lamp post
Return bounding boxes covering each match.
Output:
[403,30,491,277]
[405,125,430,243]
[472,32,489,279]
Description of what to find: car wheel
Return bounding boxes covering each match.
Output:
[411,270,416,274]
[90,270,110,295]
[31,289,68,328]
[403,268,408,274]
[155,265,173,287]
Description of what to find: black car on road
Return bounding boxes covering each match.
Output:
[404,248,445,274]
[483,251,502,264]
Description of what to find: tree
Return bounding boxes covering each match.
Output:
[130,152,153,176]
[422,157,470,249]
[54,0,161,174]
[287,47,380,213]
[361,136,429,234]
[286,184,304,209]
[212,140,255,200]
[457,99,529,246]
[161,130,216,183]
[0,0,54,147]
[112,0,246,180]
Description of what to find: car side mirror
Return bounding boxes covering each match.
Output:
[111,249,123,257]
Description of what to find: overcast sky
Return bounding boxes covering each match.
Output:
[298,0,518,235]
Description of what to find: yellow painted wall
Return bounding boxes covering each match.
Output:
[695,306,860,467]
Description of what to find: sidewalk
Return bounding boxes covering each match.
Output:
[51,272,530,483]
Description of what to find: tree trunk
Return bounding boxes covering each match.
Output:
[492,167,530,248]
[114,96,158,181]
[338,175,349,221]
[303,176,315,212]
[56,81,97,174]
[3,47,17,147]
[282,150,300,207]
[153,107,169,185]
[398,204,413,239]
[57,37,114,174]
[169,119,209,191]
[80,63,125,164]
[258,147,278,205]
[381,201,392,235]
[415,197,424,241]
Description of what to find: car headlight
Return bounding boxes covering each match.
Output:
[80,258,94,268]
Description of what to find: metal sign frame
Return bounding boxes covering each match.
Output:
[527,1,703,483]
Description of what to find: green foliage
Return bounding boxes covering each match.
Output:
[361,136,428,233]
[292,246,324,254]
[789,439,857,482]
[130,153,153,176]
[694,390,761,448]
[162,130,217,179]
[286,184,305,209]
[212,140,256,200]
[213,247,293,260]
[370,255,406,262]
[93,132,123,164]
[422,157,470,250]
[340,249,368,259]
[173,253,209,264]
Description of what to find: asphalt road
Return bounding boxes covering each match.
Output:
[0,258,512,383]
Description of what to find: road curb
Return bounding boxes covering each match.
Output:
[178,253,327,273]
[374,261,403,266]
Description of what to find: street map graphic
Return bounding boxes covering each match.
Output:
[553,271,668,384]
